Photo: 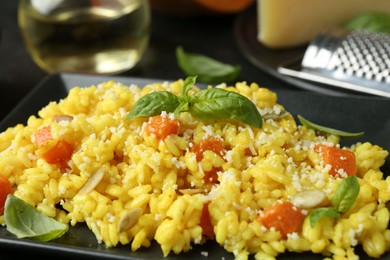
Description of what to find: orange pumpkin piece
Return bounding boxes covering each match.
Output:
[200,202,215,238]
[144,115,180,141]
[35,125,74,168]
[316,144,357,177]
[192,138,225,184]
[0,174,13,214]
[204,166,222,184]
[259,201,306,239]
[41,140,74,168]
[192,137,224,162]
[35,125,53,146]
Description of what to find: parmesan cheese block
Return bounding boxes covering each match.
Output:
[257,0,390,49]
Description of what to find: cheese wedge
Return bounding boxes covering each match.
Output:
[257,0,390,49]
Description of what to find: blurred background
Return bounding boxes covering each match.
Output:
[1,0,390,121]
[1,0,278,121]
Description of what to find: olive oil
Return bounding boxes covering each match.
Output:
[18,0,150,74]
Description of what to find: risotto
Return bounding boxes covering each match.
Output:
[0,78,389,260]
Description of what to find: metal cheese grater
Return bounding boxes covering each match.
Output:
[278,29,390,98]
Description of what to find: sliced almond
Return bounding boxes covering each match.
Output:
[117,208,143,233]
[262,109,290,120]
[77,167,105,195]
[178,188,204,195]
[52,114,73,123]
[291,189,328,209]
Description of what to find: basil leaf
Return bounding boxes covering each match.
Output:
[4,194,69,241]
[175,76,196,117]
[189,88,262,128]
[180,75,197,97]
[176,46,241,84]
[173,101,190,118]
[298,115,364,138]
[309,207,340,228]
[125,76,263,129]
[309,177,359,228]
[344,12,390,34]
[331,176,360,213]
[127,91,180,119]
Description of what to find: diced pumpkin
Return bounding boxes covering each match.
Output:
[0,174,13,214]
[35,125,52,146]
[200,202,214,238]
[316,144,357,177]
[41,140,74,168]
[258,201,306,239]
[192,137,224,162]
[35,125,74,168]
[204,166,222,184]
[144,115,180,140]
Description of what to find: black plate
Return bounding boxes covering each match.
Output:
[0,73,389,260]
[233,6,374,98]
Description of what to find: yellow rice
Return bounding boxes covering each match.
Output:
[0,79,389,260]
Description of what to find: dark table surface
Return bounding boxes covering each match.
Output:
[1,1,387,260]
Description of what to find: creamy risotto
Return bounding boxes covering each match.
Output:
[0,79,389,260]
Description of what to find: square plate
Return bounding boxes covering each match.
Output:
[1,73,389,260]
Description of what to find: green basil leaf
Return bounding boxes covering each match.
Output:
[127,91,180,119]
[189,88,262,128]
[175,75,197,117]
[180,75,197,97]
[176,46,241,84]
[309,207,340,228]
[4,194,69,241]
[174,101,190,118]
[331,176,360,213]
[344,12,390,34]
[298,115,364,138]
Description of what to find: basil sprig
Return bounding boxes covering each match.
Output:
[126,91,180,119]
[298,115,364,138]
[309,176,360,227]
[127,76,262,128]
[4,194,69,241]
[344,12,390,34]
[176,46,241,84]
